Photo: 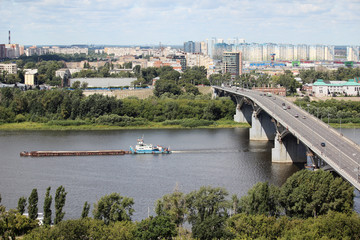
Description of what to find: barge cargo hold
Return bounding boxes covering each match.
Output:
[20,150,130,157]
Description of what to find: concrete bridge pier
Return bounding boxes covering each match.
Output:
[234,106,247,123]
[249,111,276,141]
[272,133,307,163]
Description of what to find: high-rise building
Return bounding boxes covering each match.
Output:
[184,41,195,53]
[0,44,5,59]
[347,46,360,62]
[325,46,335,61]
[295,44,308,60]
[171,55,187,71]
[194,42,201,53]
[222,52,242,78]
[200,41,208,55]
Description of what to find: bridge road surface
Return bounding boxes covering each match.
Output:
[215,86,360,190]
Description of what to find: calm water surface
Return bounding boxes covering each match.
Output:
[0,128,359,220]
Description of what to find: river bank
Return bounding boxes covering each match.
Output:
[0,120,359,130]
[0,120,250,131]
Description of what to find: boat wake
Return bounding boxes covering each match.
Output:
[172,148,268,154]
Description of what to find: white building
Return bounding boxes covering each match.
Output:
[24,69,38,86]
[70,78,137,88]
[312,78,360,97]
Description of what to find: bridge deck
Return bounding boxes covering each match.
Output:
[215,86,360,190]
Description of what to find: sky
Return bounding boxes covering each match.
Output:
[0,0,359,46]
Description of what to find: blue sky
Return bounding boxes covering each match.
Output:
[0,0,359,46]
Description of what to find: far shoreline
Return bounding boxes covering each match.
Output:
[0,121,359,131]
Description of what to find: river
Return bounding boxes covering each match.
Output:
[0,128,359,221]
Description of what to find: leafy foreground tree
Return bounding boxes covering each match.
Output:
[81,201,90,218]
[43,187,52,226]
[186,186,231,240]
[227,211,360,239]
[27,189,38,220]
[0,208,38,240]
[239,181,280,217]
[279,170,354,218]
[54,185,67,224]
[135,215,177,240]
[23,218,136,240]
[93,193,134,225]
[17,196,27,215]
[155,190,187,227]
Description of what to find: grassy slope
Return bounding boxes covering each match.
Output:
[1,121,358,131]
[0,120,250,131]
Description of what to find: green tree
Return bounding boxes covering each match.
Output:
[153,80,182,97]
[71,80,81,89]
[17,197,27,215]
[93,193,134,225]
[226,213,283,239]
[239,182,280,216]
[54,185,67,224]
[81,201,90,218]
[279,170,354,218]
[28,189,38,220]
[186,186,230,240]
[43,187,52,226]
[135,215,177,240]
[133,65,141,76]
[0,209,38,239]
[155,190,187,227]
[184,83,200,95]
[80,81,88,89]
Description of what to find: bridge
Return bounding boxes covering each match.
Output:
[213,86,360,190]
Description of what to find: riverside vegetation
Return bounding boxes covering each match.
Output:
[1,170,359,239]
[1,86,360,130]
[0,87,243,130]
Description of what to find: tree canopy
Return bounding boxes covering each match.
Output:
[93,193,134,225]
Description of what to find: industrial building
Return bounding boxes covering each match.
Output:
[69,78,137,88]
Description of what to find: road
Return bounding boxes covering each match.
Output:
[215,86,360,190]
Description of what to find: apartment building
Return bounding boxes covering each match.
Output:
[0,63,17,74]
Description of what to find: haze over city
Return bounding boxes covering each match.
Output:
[1,0,359,46]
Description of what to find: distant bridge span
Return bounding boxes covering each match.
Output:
[213,86,360,190]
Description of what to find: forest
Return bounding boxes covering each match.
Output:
[1,170,359,239]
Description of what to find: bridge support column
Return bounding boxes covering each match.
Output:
[272,133,307,163]
[249,111,276,141]
[234,105,247,123]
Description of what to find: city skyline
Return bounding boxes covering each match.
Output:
[1,0,359,46]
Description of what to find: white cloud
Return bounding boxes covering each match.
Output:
[0,0,359,45]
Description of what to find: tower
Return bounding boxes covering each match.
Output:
[222,52,242,79]
[8,30,10,44]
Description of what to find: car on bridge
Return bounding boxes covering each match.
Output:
[295,114,299,118]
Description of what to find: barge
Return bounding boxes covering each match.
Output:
[20,150,130,157]
[20,138,171,157]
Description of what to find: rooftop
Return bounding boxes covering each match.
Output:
[313,79,360,86]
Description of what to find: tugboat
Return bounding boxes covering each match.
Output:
[130,138,171,154]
